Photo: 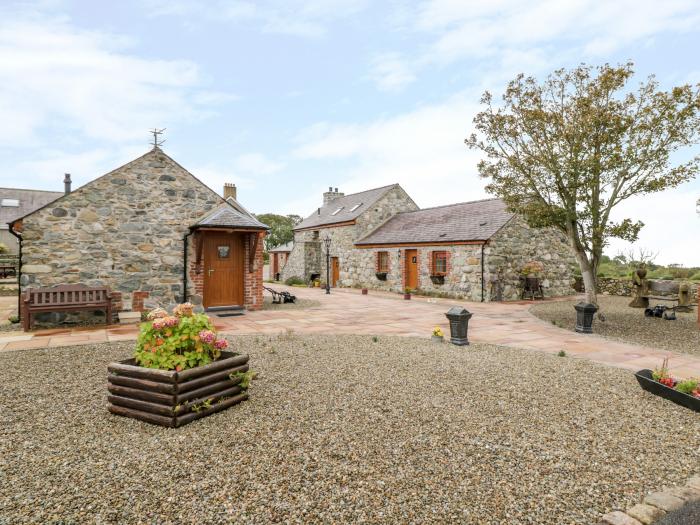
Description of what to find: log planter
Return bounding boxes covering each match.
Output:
[108,352,250,427]
[635,369,700,413]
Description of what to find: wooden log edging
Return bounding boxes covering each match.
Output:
[107,351,250,427]
[599,475,700,524]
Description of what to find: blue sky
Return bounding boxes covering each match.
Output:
[1,0,699,264]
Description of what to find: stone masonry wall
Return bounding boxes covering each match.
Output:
[485,217,577,301]
[281,185,418,283]
[18,148,262,322]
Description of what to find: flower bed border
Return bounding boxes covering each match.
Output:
[108,351,250,427]
[635,369,700,413]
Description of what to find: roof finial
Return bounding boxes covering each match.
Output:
[149,128,166,149]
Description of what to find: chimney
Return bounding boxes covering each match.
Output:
[224,183,237,200]
[323,186,344,206]
[63,173,72,195]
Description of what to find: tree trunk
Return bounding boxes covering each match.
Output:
[570,242,598,305]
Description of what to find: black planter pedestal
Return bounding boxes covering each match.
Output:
[574,302,598,333]
[446,307,472,346]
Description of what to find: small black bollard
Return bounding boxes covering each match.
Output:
[445,306,472,346]
[574,302,598,333]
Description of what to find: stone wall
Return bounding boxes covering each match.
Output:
[573,276,700,298]
[17,148,263,323]
[485,217,577,300]
[281,185,418,283]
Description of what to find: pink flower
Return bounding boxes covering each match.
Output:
[214,338,228,350]
[152,319,165,330]
[198,330,216,344]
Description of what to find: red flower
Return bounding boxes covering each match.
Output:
[175,365,182,372]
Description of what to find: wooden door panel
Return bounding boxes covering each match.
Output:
[331,257,340,287]
[203,232,244,308]
[405,249,418,290]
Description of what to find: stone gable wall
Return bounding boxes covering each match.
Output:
[485,217,577,300]
[281,185,417,283]
[18,149,263,323]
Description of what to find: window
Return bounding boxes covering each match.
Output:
[432,251,448,275]
[350,203,363,212]
[1,199,19,207]
[217,245,230,258]
[377,251,389,272]
[331,207,344,216]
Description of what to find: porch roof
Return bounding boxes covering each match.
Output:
[191,202,268,230]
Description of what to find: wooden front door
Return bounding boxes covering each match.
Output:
[405,249,418,290]
[331,257,340,287]
[203,232,245,308]
[272,253,279,276]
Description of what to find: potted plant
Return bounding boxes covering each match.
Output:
[404,287,412,300]
[375,272,388,281]
[107,303,254,427]
[430,274,445,285]
[361,287,368,295]
[635,357,700,412]
[431,326,444,343]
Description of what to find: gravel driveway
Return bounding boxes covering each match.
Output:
[1,334,698,524]
[530,295,700,356]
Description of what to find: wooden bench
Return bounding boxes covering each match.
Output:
[22,285,113,331]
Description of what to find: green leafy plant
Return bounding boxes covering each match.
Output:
[372,336,378,343]
[284,276,305,286]
[557,350,566,357]
[230,370,256,390]
[8,315,19,324]
[133,303,230,371]
[675,379,699,395]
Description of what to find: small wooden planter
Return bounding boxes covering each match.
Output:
[108,352,250,427]
[635,369,700,413]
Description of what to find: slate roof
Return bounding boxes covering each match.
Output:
[192,202,269,230]
[0,188,62,229]
[269,241,293,253]
[356,198,514,245]
[295,184,399,230]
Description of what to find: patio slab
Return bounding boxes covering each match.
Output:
[0,285,698,378]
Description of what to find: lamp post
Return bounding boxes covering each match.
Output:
[323,235,332,294]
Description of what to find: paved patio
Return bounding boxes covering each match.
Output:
[1,287,699,378]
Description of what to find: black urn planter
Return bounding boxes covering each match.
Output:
[375,272,388,281]
[107,352,250,427]
[446,306,472,346]
[574,302,598,333]
[430,275,445,285]
[635,369,700,412]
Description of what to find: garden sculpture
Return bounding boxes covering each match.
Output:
[629,265,649,308]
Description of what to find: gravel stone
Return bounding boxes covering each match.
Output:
[261,297,321,310]
[530,296,700,356]
[0,334,698,524]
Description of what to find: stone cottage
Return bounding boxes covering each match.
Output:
[0,186,63,254]
[11,147,268,323]
[283,186,575,301]
[269,241,292,281]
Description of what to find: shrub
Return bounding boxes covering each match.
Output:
[284,276,305,286]
[8,315,19,324]
[689,271,700,281]
[133,303,229,371]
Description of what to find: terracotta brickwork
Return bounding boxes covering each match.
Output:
[244,232,265,310]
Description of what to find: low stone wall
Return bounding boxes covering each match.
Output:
[574,277,699,298]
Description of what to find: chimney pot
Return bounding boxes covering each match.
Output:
[63,173,72,195]
[322,186,345,206]
[223,183,237,200]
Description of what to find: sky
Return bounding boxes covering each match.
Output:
[1,0,699,265]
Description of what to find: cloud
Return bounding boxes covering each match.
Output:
[146,0,369,38]
[369,0,700,90]
[233,153,284,175]
[295,92,489,207]
[0,15,212,148]
[369,52,417,92]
